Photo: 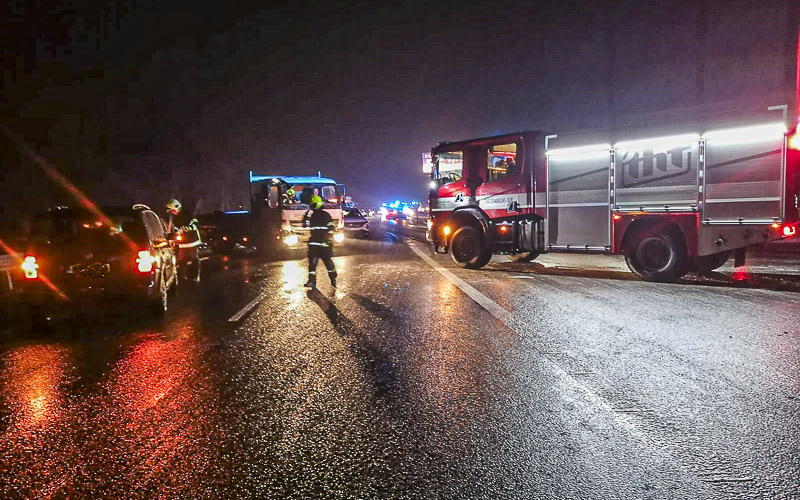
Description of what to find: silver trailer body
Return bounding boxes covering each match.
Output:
[544,122,789,256]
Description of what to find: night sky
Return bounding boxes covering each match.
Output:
[1,0,797,214]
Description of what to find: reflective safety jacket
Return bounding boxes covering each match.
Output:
[169,211,202,248]
[303,209,334,247]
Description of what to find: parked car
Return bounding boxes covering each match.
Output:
[16,204,177,317]
[343,208,370,238]
[197,211,257,255]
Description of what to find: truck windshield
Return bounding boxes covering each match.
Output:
[433,151,463,186]
[282,184,341,209]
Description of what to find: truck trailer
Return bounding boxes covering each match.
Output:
[426,119,800,282]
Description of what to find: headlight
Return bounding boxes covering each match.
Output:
[426,219,433,230]
[284,234,299,246]
[333,232,345,243]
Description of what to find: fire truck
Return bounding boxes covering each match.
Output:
[249,173,345,252]
[427,119,800,282]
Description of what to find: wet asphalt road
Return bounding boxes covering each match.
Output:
[1,221,799,499]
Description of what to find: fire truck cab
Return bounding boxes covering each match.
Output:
[428,122,800,282]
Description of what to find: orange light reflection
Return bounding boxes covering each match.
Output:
[0,236,68,300]
[3,127,139,252]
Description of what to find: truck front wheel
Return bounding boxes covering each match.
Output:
[624,229,688,282]
[450,226,491,269]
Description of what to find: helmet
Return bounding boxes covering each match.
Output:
[309,195,324,210]
[166,199,182,213]
[286,188,296,196]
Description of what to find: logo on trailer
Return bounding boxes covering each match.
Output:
[619,145,692,187]
[454,193,464,203]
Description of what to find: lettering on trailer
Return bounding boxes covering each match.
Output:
[478,195,518,209]
[620,145,692,187]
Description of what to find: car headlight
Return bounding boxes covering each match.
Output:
[284,234,299,246]
[333,232,345,243]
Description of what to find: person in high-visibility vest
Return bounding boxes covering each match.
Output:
[166,198,202,282]
[303,195,337,288]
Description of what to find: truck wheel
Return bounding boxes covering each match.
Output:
[450,226,491,269]
[691,251,729,274]
[508,252,539,263]
[624,228,688,282]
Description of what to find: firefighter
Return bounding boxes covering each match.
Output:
[282,187,297,206]
[303,195,337,288]
[166,199,202,282]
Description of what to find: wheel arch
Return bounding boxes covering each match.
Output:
[616,214,698,256]
[446,206,492,243]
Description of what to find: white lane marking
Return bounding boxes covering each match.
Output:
[404,240,695,477]
[406,243,511,321]
[229,291,267,323]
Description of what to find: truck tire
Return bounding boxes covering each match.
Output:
[450,226,492,269]
[690,251,729,274]
[508,252,539,263]
[624,228,688,282]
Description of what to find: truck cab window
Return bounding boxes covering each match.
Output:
[433,151,463,186]
[487,143,518,183]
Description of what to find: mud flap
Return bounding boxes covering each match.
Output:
[733,247,746,268]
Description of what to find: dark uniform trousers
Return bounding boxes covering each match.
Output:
[178,247,200,281]
[308,243,336,283]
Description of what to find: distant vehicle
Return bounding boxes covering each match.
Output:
[381,205,406,222]
[343,208,370,238]
[427,119,800,281]
[197,211,257,255]
[16,205,177,316]
[249,174,345,252]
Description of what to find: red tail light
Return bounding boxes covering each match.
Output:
[784,225,797,237]
[789,128,800,151]
[21,255,39,279]
[136,250,155,273]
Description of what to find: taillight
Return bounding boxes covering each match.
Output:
[784,225,797,237]
[21,255,39,279]
[242,236,248,242]
[789,129,800,151]
[136,250,155,273]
